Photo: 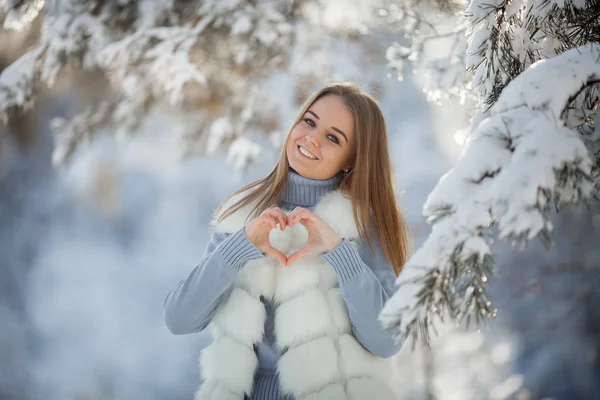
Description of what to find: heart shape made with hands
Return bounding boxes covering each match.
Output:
[267,222,309,266]
[267,210,342,266]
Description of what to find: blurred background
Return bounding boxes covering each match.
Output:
[0,1,598,399]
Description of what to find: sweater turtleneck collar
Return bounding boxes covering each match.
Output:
[280,169,343,209]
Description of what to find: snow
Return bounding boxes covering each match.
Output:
[226,136,261,170]
[494,44,600,118]
[0,46,44,124]
[489,375,524,399]
[98,23,209,109]
[466,0,504,23]
[1,0,599,398]
[135,0,175,30]
[466,27,489,70]
[381,43,599,337]
[231,13,253,35]
[2,0,45,31]
[0,0,297,166]
[510,26,531,63]
[206,117,234,154]
[504,0,524,19]
[525,0,587,16]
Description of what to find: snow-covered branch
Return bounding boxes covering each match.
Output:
[383,0,599,109]
[0,45,45,124]
[382,0,471,104]
[380,43,600,345]
[1,0,45,31]
[0,0,301,167]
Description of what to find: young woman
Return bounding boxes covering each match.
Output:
[164,82,412,400]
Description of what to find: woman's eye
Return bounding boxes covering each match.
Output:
[327,134,339,144]
[304,118,315,127]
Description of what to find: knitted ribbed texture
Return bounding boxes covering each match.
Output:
[165,168,403,400]
[280,169,343,209]
[218,228,264,270]
[321,239,367,284]
[251,375,294,400]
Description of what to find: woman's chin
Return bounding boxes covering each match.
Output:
[289,157,330,180]
[289,164,311,178]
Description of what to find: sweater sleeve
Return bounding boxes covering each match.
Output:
[163,227,265,335]
[320,237,407,358]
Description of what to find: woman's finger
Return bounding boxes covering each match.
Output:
[270,207,288,230]
[287,206,305,223]
[286,246,311,266]
[286,209,297,226]
[288,208,311,227]
[262,214,277,229]
[265,246,287,265]
[264,208,284,230]
[293,213,315,228]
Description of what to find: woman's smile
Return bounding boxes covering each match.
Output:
[298,145,319,160]
[285,94,355,179]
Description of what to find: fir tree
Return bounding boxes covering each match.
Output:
[380,0,600,346]
[0,0,305,167]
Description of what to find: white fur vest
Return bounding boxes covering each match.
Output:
[195,190,397,400]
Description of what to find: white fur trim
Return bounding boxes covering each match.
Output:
[274,259,321,303]
[201,336,257,396]
[277,336,340,397]
[194,379,216,400]
[274,289,332,349]
[319,262,341,290]
[199,188,397,399]
[299,384,348,400]
[211,386,244,400]
[286,223,309,252]
[338,334,393,382]
[212,288,266,345]
[236,260,276,299]
[346,378,397,400]
[313,191,359,239]
[326,288,352,335]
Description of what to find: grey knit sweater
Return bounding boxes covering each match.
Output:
[164,170,405,399]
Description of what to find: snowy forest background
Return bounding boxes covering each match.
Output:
[1,0,599,399]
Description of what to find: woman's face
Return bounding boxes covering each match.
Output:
[286,95,355,180]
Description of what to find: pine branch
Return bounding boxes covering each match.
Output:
[0,0,307,165]
[381,43,600,346]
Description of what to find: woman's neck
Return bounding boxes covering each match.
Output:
[280,169,343,209]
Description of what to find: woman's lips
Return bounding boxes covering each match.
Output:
[298,145,318,160]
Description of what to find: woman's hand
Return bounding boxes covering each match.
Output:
[286,207,343,266]
[244,207,289,265]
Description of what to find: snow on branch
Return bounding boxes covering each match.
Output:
[382,0,471,104]
[0,0,300,168]
[1,0,45,31]
[384,0,600,113]
[50,101,114,166]
[0,45,45,124]
[97,20,211,111]
[380,43,600,346]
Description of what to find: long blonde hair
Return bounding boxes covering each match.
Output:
[215,82,412,276]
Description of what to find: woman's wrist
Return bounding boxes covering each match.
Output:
[322,235,344,253]
[320,239,367,284]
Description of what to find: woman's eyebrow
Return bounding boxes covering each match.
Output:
[306,110,348,143]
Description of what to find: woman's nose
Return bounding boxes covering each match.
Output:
[306,132,320,147]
